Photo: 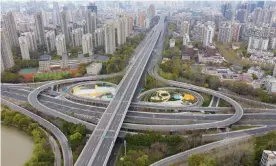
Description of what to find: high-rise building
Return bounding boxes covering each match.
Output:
[82,33,93,56]
[104,22,116,54]
[53,1,60,24]
[271,38,276,50]
[221,3,232,20]
[1,29,14,71]
[56,34,67,56]
[45,31,56,53]
[94,28,104,48]
[72,28,83,47]
[182,21,190,35]
[34,11,46,46]
[60,10,70,43]
[248,36,269,51]
[21,32,37,52]
[257,1,265,8]
[3,11,19,46]
[183,33,190,46]
[18,36,30,60]
[203,25,214,47]
[86,11,97,34]
[148,4,155,20]
[87,2,97,15]
[191,23,205,41]
[236,9,247,23]
[138,11,146,28]
[61,53,68,69]
[218,22,232,43]
[232,23,241,42]
[115,18,127,46]
[128,15,134,35]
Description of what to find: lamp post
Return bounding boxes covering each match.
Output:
[124,140,127,156]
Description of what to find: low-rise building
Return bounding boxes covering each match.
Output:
[264,76,276,93]
[39,55,51,72]
[169,38,175,48]
[86,63,102,75]
[260,150,276,166]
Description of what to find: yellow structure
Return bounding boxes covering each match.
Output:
[183,94,195,101]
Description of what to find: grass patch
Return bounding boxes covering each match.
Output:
[216,43,252,66]
[231,125,259,131]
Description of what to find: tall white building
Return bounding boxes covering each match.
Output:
[104,22,116,54]
[45,31,56,53]
[56,34,67,56]
[34,10,46,46]
[94,27,104,48]
[21,32,37,51]
[183,33,190,46]
[82,33,94,56]
[19,36,30,60]
[218,22,232,43]
[1,29,14,71]
[115,18,126,46]
[3,11,19,46]
[86,11,97,34]
[203,25,214,47]
[60,10,70,43]
[248,37,269,51]
[271,37,276,50]
[72,28,83,47]
[182,21,190,35]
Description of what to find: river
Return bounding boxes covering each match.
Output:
[1,125,34,166]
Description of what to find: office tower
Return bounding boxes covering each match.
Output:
[60,10,70,43]
[53,1,60,25]
[104,22,116,54]
[221,3,232,20]
[3,11,19,46]
[87,2,97,15]
[138,11,146,28]
[72,28,83,47]
[1,29,14,71]
[183,33,190,46]
[94,28,104,48]
[21,32,37,52]
[86,11,97,34]
[236,9,247,23]
[203,26,214,47]
[232,23,241,42]
[248,36,269,51]
[218,22,232,44]
[45,31,56,53]
[264,9,275,25]
[56,34,67,56]
[82,33,93,56]
[18,36,30,60]
[34,11,46,46]
[61,53,68,69]
[182,21,190,35]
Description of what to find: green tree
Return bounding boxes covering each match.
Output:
[135,155,149,166]
[188,154,205,166]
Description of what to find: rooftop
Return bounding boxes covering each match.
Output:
[40,55,51,61]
